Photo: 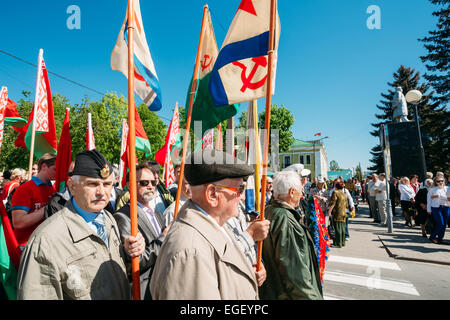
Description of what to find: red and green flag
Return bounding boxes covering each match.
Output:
[134,107,151,157]
[0,202,20,300]
[155,104,180,187]
[55,108,72,192]
[15,50,57,158]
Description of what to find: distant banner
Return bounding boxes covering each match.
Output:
[327,169,353,181]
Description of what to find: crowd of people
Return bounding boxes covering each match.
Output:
[0,149,448,301]
[361,172,450,243]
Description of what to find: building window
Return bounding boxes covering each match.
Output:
[306,154,311,165]
[284,155,291,168]
[300,155,304,164]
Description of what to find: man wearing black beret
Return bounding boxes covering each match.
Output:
[150,149,263,299]
[17,149,145,300]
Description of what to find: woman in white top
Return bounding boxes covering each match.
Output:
[427,176,449,244]
[398,177,416,227]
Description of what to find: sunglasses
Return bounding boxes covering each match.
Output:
[138,179,157,187]
[436,180,444,183]
[213,183,246,195]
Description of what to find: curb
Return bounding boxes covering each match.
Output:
[377,235,450,267]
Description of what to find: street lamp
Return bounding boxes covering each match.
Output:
[405,89,427,181]
[312,136,329,179]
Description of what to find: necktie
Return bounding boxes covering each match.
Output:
[93,214,109,247]
[146,207,161,236]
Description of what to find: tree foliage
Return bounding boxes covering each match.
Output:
[0,91,167,170]
[419,0,450,104]
[329,160,340,171]
[238,104,295,153]
[368,65,449,174]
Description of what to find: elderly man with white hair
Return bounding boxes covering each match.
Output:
[260,170,323,300]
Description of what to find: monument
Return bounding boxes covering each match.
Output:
[392,87,410,123]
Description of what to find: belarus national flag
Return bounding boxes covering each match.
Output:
[155,104,180,187]
[134,107,152,157]
[0,201,20,300]
[5,99,27,128]
[111,0,162,111]
[15,50,57,158]
[55,108,72,192]
[0,88,27,149]
[86,113,96,150]
[209,0,280,106]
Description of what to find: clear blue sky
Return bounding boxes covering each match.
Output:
[0,0,438,173]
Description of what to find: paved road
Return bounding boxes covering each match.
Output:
[322,203,450,300]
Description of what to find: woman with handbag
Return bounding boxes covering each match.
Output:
[399,177,416,227]
[427,176,450,244]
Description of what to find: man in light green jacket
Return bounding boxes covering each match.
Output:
[17,149,145,300]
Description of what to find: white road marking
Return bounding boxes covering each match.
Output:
[328,255,401,271]
[324,271,420,296]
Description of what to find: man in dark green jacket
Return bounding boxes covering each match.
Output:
[260,170,323,300]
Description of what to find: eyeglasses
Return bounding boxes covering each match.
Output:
[138,180,157,187]
[436,180,444,183]
[213,183,245,195]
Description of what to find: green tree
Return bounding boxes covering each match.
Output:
[419,0,450,104]
[368,65,448,173]
[237,104,294,153]
[355,163,363,181]
[329,160,340,171]
[0,92,69,170]
[0,91,168,170]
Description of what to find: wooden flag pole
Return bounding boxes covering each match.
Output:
[256,0,277,271]
[173,4,209,220]
[126,0,140,300]
[28,49,44,180]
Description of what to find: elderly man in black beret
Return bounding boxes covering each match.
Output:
[17,149,145,300]
[150,149,263,299]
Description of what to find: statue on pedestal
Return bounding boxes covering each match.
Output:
[392,87,410,122]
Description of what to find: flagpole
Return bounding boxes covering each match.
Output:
[126,0,140,300]
[28,49,44,180]
[252,101,261,213]
[174,4,209,219]
[256,0,277,271]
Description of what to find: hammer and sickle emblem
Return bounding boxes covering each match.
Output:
[232,56,268,92]
[200,54,212,72]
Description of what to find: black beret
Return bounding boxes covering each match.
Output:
[184,149,254,186]
[68,149,113,179]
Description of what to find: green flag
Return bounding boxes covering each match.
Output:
[0,221,17,300]
[185,10,239,136]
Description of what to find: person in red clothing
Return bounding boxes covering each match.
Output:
[11,153,56,248]
[1,168,26,202]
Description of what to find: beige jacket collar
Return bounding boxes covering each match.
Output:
[61,201,120,246]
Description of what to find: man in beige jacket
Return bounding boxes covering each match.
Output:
[17,149,145,300]
[150,149,262,299]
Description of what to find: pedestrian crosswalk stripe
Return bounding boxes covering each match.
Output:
[324,271,420,296]
[328,255,401,271]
